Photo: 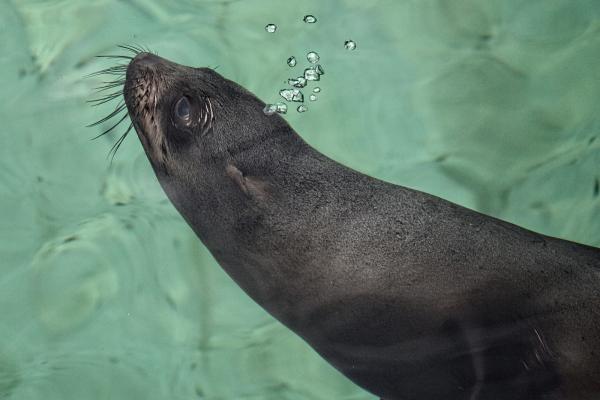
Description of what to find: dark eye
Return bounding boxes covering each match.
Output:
[174,97,191,121]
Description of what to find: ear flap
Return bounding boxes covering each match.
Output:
[226,164,269,202]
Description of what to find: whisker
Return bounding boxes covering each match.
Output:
[87,64,127,72]
[101,66,127,73]
[118,44,144,55]
[108,122,134,164]
[87,101,126,128]
[91,113,129,140]
[135,43,152,54]
[87,44,150,164]
[95,55,133,60]
[92,80,126,92]
[97,77,126,85]
[87,91,123,106]
[89,82,143,103]
[85,68,127,79]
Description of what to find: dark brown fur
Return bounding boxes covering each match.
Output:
[122,52,600,400]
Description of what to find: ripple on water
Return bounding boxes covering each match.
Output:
[0,353,20,399]
[14,348,157,399]
[30,215,126,334]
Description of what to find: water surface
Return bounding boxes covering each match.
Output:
[0,1,599,399]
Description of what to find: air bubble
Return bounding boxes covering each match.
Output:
[275,102,288,113]
[263,102,288,115]
[304,65,324,81]
[307,51,320,64]
[344,40,356,50]
[279,88,304,102]
[263,104,277,115]
[288,77,307,88]
[304,68,320,81]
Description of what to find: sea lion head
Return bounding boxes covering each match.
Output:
[123,52,290,176]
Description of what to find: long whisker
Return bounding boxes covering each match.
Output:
[108,122,134,164]
[89,82,143,105]
[87,91,123,106]
[91,113,129,140]
[118,44,144,55]
[137,43,153,54]
[142,45,155,54]
[87,101,126,128]
[87,44,151,162]
[84,65,128,78]
[95,55,133,60]
[97,78,126,85]
[92,80,126,93]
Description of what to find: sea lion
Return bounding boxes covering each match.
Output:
[103,50,600,399]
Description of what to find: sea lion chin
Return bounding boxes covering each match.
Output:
[118,51,600,400]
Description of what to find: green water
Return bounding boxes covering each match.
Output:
[1,0,599,399]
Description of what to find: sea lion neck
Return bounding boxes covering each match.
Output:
[154,127,345,316]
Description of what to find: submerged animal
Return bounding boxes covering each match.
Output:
[90,48,600,399]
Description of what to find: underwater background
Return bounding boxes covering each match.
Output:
[1,0,599,399]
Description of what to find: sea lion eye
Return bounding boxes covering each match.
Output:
[174,97,191,122]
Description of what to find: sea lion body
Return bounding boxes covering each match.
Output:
[119,52,600,399]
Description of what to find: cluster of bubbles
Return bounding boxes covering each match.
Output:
[263,15,356,115]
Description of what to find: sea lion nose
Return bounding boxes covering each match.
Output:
[125,52,166,88]
[130,52,163,70]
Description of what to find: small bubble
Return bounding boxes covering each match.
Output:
[313,87,321,93]
[287,56,297,67]
[263,104,278,115]
[279,88,304,102]
[297,105,308,113]
[309,94,317,101]
[306,51,320,64]
[344,40,357,50]
[303,15,317,23]
[275,102,288,114]
[288,77,307,88]
[304,68,320,81]
[264,102,288,115]
[265,24,277,33]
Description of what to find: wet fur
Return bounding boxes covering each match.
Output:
[92,51,600,399]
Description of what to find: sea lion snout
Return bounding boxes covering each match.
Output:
[128,52,162,71]
[124,52,169,91]
[123,52,171,168]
